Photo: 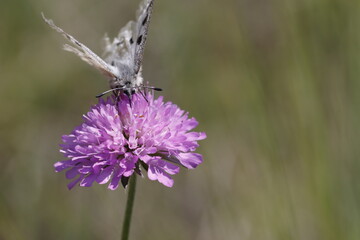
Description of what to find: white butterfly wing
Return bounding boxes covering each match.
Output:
[133,0,154,74]
[102,21,137,76]
[42,13,118,79]
[103,0,154,74]
[43,0,154,90]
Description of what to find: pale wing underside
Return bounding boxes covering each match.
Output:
[43,0,154,88]
[42,13,118,79]
[133,0,154,74]
[103,21,136,75]
[102,0,154,75]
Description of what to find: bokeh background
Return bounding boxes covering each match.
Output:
[1,0,360,239]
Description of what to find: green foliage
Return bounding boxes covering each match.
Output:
[1,0,360,239]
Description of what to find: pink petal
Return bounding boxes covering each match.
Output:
[80,174,97,187]
[177,152,203,169]
[96,167,114,184]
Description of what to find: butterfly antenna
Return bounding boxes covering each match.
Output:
[141,86,163,91]
[96,86,162,101]
[96,87,124,98]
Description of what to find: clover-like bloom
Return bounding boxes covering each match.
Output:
[55,93,206,189]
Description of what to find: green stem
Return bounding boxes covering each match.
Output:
[121,174,137,240]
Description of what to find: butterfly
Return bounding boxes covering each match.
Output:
[42,0,161,99]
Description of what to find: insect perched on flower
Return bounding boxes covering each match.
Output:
[55,93,206,189]
[45,0,207,190]
[42,0,160,99]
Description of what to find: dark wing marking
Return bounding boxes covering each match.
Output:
[42,13,118,79]
[133,0,154,74]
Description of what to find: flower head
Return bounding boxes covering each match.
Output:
[55,93,206,189]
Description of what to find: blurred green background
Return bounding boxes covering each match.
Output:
[1,0,360,239]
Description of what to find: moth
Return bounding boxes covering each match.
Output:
[42,0,161,99]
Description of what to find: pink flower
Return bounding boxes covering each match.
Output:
[55,93,206,189]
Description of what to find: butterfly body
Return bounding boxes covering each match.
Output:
[42,0,154,97]
[110,66,143,96]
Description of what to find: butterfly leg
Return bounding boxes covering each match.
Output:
[138,88,149,103]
